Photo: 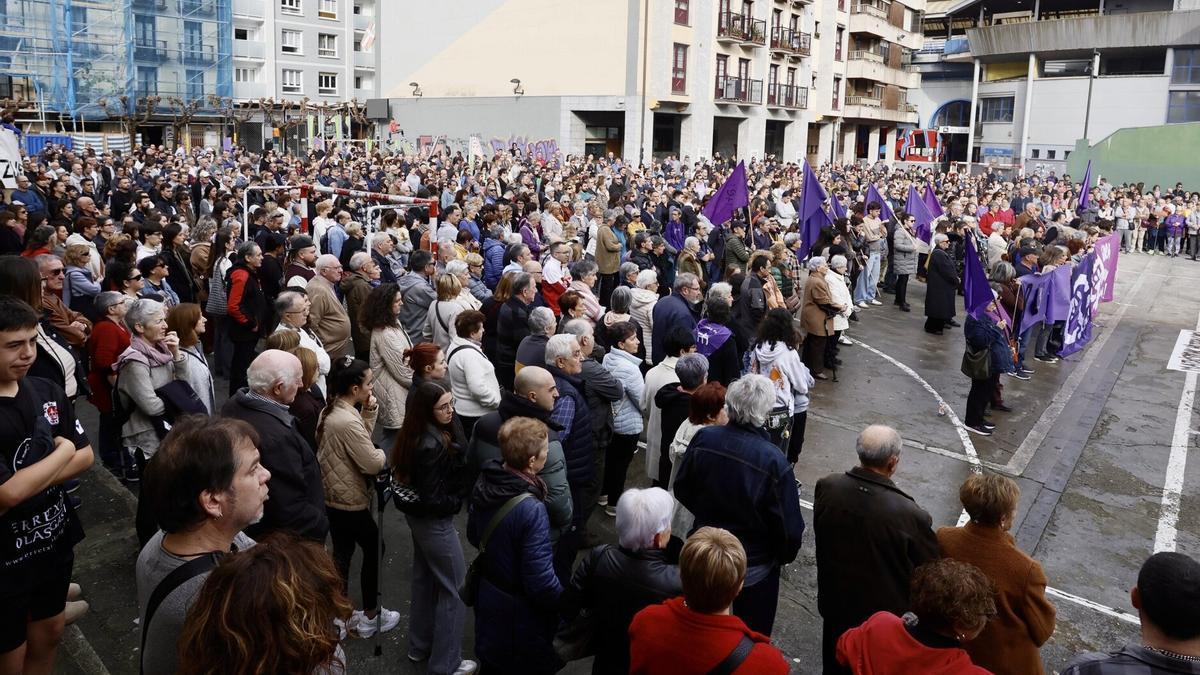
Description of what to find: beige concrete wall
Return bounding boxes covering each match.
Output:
[384,0,631,99]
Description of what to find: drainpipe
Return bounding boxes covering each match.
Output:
[1018,53,1035,177]
[637,0,651,167]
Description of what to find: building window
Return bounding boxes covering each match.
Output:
[281,68,302,93]
[1047,150,1056,159]
[136,66,158,98]
[1031,148,1040,159]
[319,0,338,18]
[235,27,249,40]
[318,72,338,96]
[354,74,363,89]
[672,43,688,93]
[1173,49,1200,85]
[932,100,970,127]
[235,67,256,82]
[674,0,689,25]
[281,29,302,54]
[318,33,337,57]
[354,32,364,51]
[835,26,844,61]
[1168,90,1200,123]
[280,0,301,15]
[979,96,1015,123]
[838,0,845,9]
[813,20,820,38]
[186,69,204,100]
[832,76,840,109]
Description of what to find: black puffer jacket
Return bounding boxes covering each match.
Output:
[496,297,532,367]
[403,425,473,519]
[544,365,594,493]
[564,544,682,675]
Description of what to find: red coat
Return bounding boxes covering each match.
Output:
[86,318,131,413]
[629,597,789,675]
[837,612,991,675]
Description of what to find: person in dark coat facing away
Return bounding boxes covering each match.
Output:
[496,272,535,391]
[220,349,329,542]
[543,333,597,578]
[813,424,940,675]
[925,233,961,334]
[467,417,562,674]
[673,374,806,636]
[650,272,703,364]
[564,487,683,675]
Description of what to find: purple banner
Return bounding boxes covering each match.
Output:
[1094,232,1120,302]
[1018,273,1052,334]
[963,236,993,318]
[1044,265,1073,322]
[1060,253,1097,357]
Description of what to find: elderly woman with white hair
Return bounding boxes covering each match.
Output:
[926,232,961,335]
[444,259,484,311]
[825,255,855,361]
[567,259,603,322]
[563,487,682,675]
[799,256,841,380]
[629,269,659,365]
[114,298,193,544]
[673,374,806,636]
[676,236,706,288]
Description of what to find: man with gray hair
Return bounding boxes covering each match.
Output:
[673,373,805,637]
[651,272,703,363]
[561,317,624,516]
[813,424,938,674]
[543,333,596,577]
[306,253,352,359]
[515,306,556,374]
[220,349,329,542]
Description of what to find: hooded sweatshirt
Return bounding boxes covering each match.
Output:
[751,340,814,415]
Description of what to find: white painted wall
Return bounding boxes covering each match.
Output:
[909,79,971,128]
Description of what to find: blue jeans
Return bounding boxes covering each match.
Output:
[854,252,881,303]
[1017,323,1039,370]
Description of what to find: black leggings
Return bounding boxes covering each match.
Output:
[787,411,808,464]
[965,373,997,427]
[328,506,380,612]
[894,274,910,306]
[229,338,257,395]
[603,433,640,503]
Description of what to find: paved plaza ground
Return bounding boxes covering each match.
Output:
[55,250,1197,674]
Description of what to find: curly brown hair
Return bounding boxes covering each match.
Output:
[909,559,997,636]
[177,533,352,675]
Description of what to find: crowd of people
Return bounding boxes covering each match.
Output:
[1,137,1198,675]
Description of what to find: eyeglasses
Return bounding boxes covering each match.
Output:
[45,268,65,277]
[129,274,143,281]
[435,398,456,412]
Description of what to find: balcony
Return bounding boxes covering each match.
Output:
[849,1,922,50]
[233,40,265,60]
[967,9,1200,58]
[179,0,216,15]
[846,50,920,87]
[232,0,266,20]
[233,81,269,100]
[770,27,811,57]
[767,83,808,109]
[353,51,375,69]
[134,39,169,62]
[354,14,373,31]
[716,11,767,47]
[133,0,168,10]
[842,95,919,123]
[182,44,216,65]
[714,75,763,105]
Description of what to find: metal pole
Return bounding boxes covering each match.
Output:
[1018,54,1036,178]
[1083,50,1099,142]
[965,58,981,176]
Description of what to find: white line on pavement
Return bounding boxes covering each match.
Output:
[853,339,981,526]
[1004,264,1148,475]
[1154,307,1200,553]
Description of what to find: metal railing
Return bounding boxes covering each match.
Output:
[180,0,216,14]
[134,39,168,61]
[714,75,763,104]
[770,26,811,56]
[182,44,216,65]
[133,0,168,9]
[848,49,885,63]
[767,83,808,108]
[717,11,767,45]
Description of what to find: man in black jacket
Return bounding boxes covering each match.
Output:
[544,334,595,576]
[813,424,939,675]
[220,349,329,542]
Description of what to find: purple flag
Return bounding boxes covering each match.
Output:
[923,182,944,218]
[1077,160,1093,211]
[830,193,848,220]
[963,236,993,318]
[904,184,935,243]
[1094,232,1120,302]
[1060,253,1097,357]
[1018,273,1052,334]
[701,160,748,227]
[865,183,894,221]
[798,161,833,259]
[1044,265,1073,322]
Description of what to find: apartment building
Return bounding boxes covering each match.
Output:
[912,0,1200,174]
[231,0,379,147]
[0,0,233,147]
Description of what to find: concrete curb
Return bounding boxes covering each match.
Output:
[62,624,112,675]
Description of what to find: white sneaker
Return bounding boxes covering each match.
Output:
[453,660,479,675]
[352,608,401,638]
[839,336,854,346]
[857,301,869,308]
[869,299,882,306]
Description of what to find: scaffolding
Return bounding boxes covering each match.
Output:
[0,0,233,120]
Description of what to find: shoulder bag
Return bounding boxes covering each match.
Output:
[960,345,991,381]
[459,492,532,607]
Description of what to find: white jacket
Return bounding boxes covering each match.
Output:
[603,347,645,435]
[629,288,658,365]
[446,336,501,418]
[423,298,467,352]
[751,341,813,414]
[642,356,678,481]
[825,270,853,332]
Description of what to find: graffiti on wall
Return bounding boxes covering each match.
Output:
[384,125,560,162]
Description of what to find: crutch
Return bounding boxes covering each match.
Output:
[372,469,391,658]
